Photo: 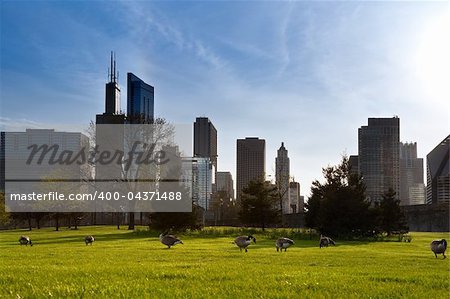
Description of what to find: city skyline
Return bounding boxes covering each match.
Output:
[1,1,449,194]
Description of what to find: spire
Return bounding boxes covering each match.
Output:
[105,51,121,114]
[108,51,119,83]
[113,52,116,83]
[110,51,113,82]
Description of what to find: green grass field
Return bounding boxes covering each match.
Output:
[0,226,448,298]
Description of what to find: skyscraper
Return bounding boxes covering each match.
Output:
[105,52,120,115]
[349,155,359,177]
[182,157,213,210]
[193,117,217,172]
[236,137,265,201]
[358,117,400,203]
[96,52,125,125]
[426,135,450,204]
[95,52,125,181]
[127,73,154,123]
[216,171,235,201]
[289,181,301,214]
[276,142,290,214]
[400,142,425,205]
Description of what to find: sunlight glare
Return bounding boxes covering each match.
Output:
[414,11,450,103]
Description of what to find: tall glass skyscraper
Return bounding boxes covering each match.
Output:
[426,135,450,204]
[182,157,213,210]
[358,117,400,203]
[127,73,154,123]
[236,137,265,202]
[193,117,217,172]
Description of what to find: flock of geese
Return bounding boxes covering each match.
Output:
[18,234,447,258]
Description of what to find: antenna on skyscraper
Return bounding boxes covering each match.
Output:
[113,52,117,83]
[110,51,114,82]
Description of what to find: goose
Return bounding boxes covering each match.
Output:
[19,236,32,246]
[85,235,95,245]
[319,235,335,248]
[276,237,294,252]
[159,232,183,249]
[430,239,447,259]
[233,235,256,252]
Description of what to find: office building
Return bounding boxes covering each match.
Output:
[358,117,400,203]
[400,142,425,205]
[349,155,359,177]
[193,117,217,172]
[182,157,213,210]
[216,171,234,201]
[289,181,301,214]
[276,142,290,214]
[127,72,154,123]
[236,137,265,201]
[426,135,450,204]
[2,129,89,178]
[1,129,90,211]
[96,52,125,125]
[95,52,125,182]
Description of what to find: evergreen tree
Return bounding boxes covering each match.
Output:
[377,188,408,236]
[305,156,377,238]
[239,179,280,231]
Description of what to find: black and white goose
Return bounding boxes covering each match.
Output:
[430,239,447,259]
[85,235,95,245]
[276,237,294,252]
[19,236,33,246]
[159,232,183,249]
[319,235,335,248]
[233,235,256,252]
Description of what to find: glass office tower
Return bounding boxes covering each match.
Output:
[127,73,154,123]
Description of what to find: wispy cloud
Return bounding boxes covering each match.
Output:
[119,2,226,69]
[0,117,43,131]
[276,3,294,76]
[2,1,448,195]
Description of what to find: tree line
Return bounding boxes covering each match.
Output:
[238,156,407,238]
[0,156,407,237]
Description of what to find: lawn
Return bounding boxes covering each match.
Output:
[0,226,448,298]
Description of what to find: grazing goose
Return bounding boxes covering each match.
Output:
[159,232,183,249]
[233,235,256,252]
[430,239,447,259]
[319,235,335,248]
[276,237,294,252]
[85,235,95,245]
[19,236,33,246]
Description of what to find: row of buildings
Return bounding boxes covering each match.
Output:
[1,55,448,221]
[192,121,303,219]
[350,117,449,205]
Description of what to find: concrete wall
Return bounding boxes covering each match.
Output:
[401,203,449,232]
[282,212,305,228]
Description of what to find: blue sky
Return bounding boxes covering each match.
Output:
[1,1,449,196]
